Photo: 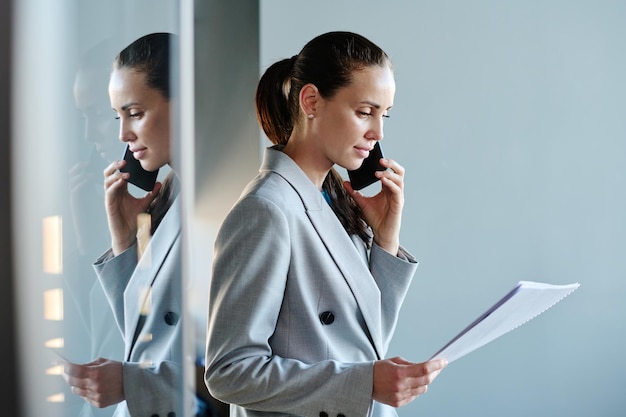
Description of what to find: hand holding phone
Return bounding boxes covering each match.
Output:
[119,145,159,191]
[347,142,386,190]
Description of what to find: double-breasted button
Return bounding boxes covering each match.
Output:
[319,311,335,325]
[337,414,346,417]
[167,412,176,417]
[319,412,329,417]
[164,311,178,325]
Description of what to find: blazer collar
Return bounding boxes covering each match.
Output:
[260,145,325,211]
[262,146,384,358]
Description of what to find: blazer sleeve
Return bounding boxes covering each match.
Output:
[93,244,138,335]
[205,194,374,417]
[369,243,418,353]
[123,358,184,416]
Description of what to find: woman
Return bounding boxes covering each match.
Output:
[63,32,191,417]
[205,31,447,417]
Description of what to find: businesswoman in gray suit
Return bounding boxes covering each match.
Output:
[205,31,447,417]
[62,33,193,417]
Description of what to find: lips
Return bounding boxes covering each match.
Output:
[354,146,372,159]
[129,147,147,160]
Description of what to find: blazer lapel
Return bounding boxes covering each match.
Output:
[124,196,181,359]
[307,203,384,359]
[263,147,385,359]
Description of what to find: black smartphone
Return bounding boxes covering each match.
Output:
[347,142,386,190]
[119,145,159,191]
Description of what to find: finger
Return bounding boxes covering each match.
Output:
[388,384,429,408]
[71,385,90,397]
[425,359,448,373]
[380,158,405,177]
[389,356,414,366]
[405,383,429,399]
[104,171,130,192]
[147,181,163,199]
[376,170,403,194]
[403,360,447,387]
[377,163,404,188]
[103,160,125,178]
[71,385,101,405]
[89,357,108,366]
[343,180,354,194]
[410,359,447,379]
[135,182,162,209]
[342,180,366,204]
[63,362,86,378]
[66,372,96,394]
[63,373,85,391]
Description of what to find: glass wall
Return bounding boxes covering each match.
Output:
[11,1,262,415]
[11,1,187,415]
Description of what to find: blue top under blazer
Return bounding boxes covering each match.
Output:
[205,146,418,417]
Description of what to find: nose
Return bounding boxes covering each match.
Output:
[118,117,134,143]
[366,116,385,142]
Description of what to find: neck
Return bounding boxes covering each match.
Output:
[282,141,330,190]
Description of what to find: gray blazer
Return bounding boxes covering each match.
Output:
[205,146,418,417]
[94,196,188,417]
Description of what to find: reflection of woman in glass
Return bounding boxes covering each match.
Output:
[63,37,125,417]
[205,31,447,417]
[63,32,189,417]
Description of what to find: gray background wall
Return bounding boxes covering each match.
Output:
[260,1,625,416]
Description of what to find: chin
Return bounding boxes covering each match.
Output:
[346,160,365,171]
[140,161,159,173]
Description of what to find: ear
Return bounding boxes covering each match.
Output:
[299,83,319,118]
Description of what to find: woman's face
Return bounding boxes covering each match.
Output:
[315,65,396,172]
[108,67,171,172]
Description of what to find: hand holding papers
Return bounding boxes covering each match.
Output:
[430,281,580,364]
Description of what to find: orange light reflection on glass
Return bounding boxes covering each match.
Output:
[46,393,65,403]
[42,216,63,274]
[46,364,64,376]
[45,338,64,349]
[44,288,63,321]
[136,212,152,263]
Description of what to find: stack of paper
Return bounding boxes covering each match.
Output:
[430,281,580,363]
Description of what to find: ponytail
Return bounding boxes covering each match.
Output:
[255,57,297,145]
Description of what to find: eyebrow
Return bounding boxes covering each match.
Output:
[361,100,393,110]
[121,102,140,111]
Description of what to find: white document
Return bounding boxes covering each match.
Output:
[430,281,580,364]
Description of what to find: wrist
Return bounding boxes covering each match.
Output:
[111,237,136,256]
[373,237,399,256]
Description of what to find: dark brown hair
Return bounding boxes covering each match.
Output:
[114,32,174,99]
[255,31,392,244]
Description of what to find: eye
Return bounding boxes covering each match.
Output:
[129,111,143,119]
[357,111,372,118]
